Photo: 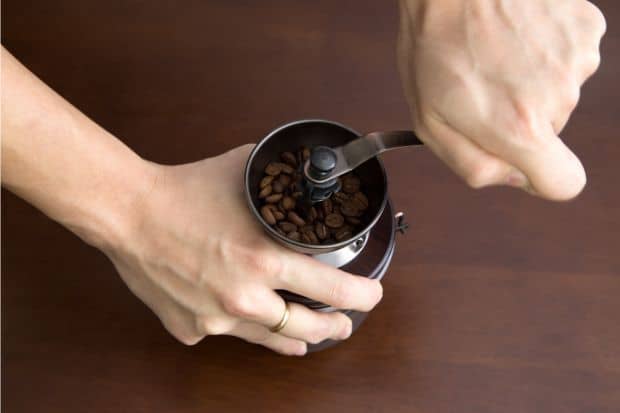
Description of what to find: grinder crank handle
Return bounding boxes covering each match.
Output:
[304,130,424,184]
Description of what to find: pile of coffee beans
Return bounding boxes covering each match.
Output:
[258,147,370,245]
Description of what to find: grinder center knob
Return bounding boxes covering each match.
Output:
[308,146,337,180]
[303,146,341,203]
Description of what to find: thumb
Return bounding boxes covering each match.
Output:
[508,125,586,201]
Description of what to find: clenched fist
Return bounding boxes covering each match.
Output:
[398,0,606,200]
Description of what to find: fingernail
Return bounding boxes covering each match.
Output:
[506,170,528,188]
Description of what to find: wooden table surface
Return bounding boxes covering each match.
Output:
[2,1,619,412]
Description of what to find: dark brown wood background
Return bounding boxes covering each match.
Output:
[2,1,619,412]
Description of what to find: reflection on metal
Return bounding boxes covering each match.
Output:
[395,211,409,234]
[313,233,369,268]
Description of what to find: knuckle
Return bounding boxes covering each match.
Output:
[199,316,235,336]
[307,321,332,344]
[217,238,283,278]
[344,316,354,335]
[272,341,305,356]
[251,327,273,344]
[584,52,602,77]
[159,314,204,346]
[230,244,283,278]
[283,342,307,356]
[177,334,202,346]
[249,251,283,277]
[464,161,498,189]
[222,291,259,319]
[337,314,354,339]
[591,52,602,70]
[327,279,351,309]
[564,85,581,112]
[583,2,607,36]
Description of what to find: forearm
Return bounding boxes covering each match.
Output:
[1,46,156,248]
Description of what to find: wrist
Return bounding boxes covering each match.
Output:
[63,152,162,253]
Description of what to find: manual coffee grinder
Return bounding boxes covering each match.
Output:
[244,119,423,352]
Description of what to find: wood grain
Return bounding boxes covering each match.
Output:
[2,1,619,412]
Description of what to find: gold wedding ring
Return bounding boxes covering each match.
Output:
[270,302,290,333]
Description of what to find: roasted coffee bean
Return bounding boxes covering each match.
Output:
[305,230,319,244]
[307,206,318,223]
[280,151,297,167]
[281,196,296,210]
[332,191,349,204]
[275,162,295,175]
[267,203,280,213]
[258,149,368,246]
[349,197,366,211]
[315,222,328,240]
[265,193,283,203]
[321,198,333,215]
[264,203,276,211]
[325,213,345,229]
[301,233,316,244]
[278,174,292,186]
[258,185,272,199]
[272,180,284,193]
[288,211,306,226]
[278,221,297,233]
[334,228,353,242]
[340,202,361,217]
[345,216,361,225]
[352,192,369,209]
[260,205,276,225]
[342,175,361,194]
[265,162,282,176]
[260,175,274,189]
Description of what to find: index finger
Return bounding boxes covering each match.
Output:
[274,251,383,312]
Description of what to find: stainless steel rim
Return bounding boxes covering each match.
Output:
[244,119,389,253]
